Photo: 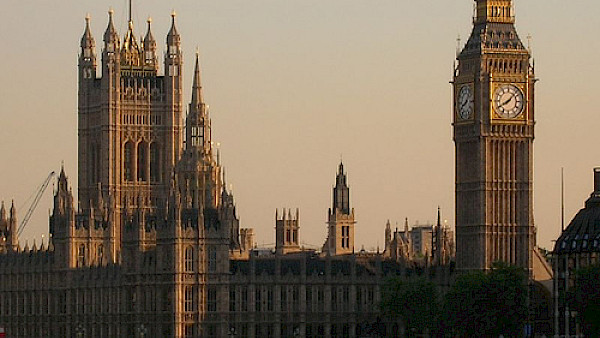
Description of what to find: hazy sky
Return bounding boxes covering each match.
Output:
[0,0,598,251]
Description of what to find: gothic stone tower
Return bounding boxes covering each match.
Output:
[322,162,355,255]
[275,208,300,255]
[77,11,184,261]
[454,0,536,273]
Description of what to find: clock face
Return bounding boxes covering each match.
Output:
[457,85,474,120]
[493,84,525,119]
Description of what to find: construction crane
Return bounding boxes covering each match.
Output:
[17,171,56,237]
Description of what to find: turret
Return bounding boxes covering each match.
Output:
[8,201,18,249]
[50,166,75,239]
[384,220,392,255]
[186,53,211,154]
[79,14,97,80]
[165,12,182,77]
[143,17,158,70]
[103,9,120,56]
[163,11,183,176]
[333,162,350,214]
[166,12,181,58]
[0,201,6,223]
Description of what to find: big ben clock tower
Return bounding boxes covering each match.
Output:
[454,0,536,274]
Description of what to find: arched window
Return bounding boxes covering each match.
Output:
[137,142,147,182]
[184,246,194,272]
[150,142,160,182]
[124,142,134,182]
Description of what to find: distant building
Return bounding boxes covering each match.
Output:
[384,210,455,266]
[553,168,600,336]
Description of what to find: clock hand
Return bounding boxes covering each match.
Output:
[500,95,514,107]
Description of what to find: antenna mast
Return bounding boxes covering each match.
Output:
[128,0,132,23]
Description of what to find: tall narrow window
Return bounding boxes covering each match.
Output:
[137,142,147,182]
[97,244,104,265]
[77,244,86,267]
[124,142,134,182]
[207,287,217,312]
[208,247,217,273]
[184,246,194,272]
[150,142,160,182]
[184,286,194,312]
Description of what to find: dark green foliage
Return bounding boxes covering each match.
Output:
[380,277,440,336]
[569,264,600,335]
[439,262,528,337]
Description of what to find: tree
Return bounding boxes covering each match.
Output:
[439,262,528,337]
[380,277,440,336]
[569,263,600,335]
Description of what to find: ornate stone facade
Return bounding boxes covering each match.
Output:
[453,0,536,274]
[0,9,429,338]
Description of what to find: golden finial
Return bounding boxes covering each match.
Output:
[108,7,114,16]
[171,9,177,18]
[147,16,152,24]
[85,13,91,23]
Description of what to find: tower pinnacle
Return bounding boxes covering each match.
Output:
[191,52,204,106]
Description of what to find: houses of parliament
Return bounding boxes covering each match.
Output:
[0,0,556,337]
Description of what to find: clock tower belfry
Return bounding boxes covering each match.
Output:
[453,0,536,274]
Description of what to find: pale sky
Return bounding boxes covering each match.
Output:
[0,0,598,251]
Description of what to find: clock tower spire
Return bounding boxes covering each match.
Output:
[453,0,536,274]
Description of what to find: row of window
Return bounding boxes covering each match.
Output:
[121,113,164,126]
[227,285,376,313]
[123,141,161,182]
[183,246,217,273]
[0,287,171,317]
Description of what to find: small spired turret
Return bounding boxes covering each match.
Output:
[165,11,182,77]
[79,14,97,81]
[143,17,158,69]
[103,9,120,54]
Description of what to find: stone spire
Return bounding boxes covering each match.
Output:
[332,161,350,215]
[103,9,120,52]
[191,52,204,107]
[143,17,157,68]
[0,201,6,222]
[80,14,96,55]
[185,53,211,153]
[9,200,18,248]
[166,11,181,56]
